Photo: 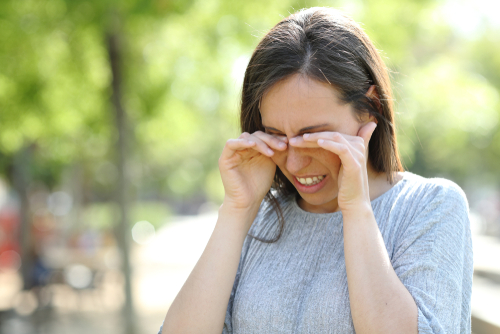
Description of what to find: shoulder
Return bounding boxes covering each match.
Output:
[392,173,473,269]
[399,172,469,217]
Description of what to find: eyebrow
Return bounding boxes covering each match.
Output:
[263,123,331,134]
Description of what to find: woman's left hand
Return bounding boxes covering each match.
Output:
[289,122,377,213]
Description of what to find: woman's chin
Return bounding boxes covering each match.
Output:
[298,191,339,213]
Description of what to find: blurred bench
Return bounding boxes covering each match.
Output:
[473,315,500,334]
[471,233,500,334]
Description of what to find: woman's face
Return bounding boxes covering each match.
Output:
[260,74,368,213]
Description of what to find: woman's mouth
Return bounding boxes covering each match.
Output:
[296,175,324,186]
[293,174,328,194]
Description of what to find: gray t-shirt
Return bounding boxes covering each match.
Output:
[159,171,473,333]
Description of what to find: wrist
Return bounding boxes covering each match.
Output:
[221,196,261,215]
[218,201,261,231]
[341,202,373,221]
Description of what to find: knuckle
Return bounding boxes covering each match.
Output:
[339,145,349,154]
[333,133,343,141]
[273,136,283,144]
[355,142,365,151]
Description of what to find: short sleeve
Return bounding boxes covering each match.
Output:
[391,179,473,334]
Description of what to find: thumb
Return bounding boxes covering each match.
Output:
[357,121,377,148]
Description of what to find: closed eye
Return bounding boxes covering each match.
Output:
[266,131,317,137]
[263,123,331,135]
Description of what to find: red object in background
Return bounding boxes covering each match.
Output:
[0,205,20,270]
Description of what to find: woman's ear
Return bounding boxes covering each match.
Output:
[359,112,377,125]
[366,84,382,109]
[364,84,381,124]
[365,85,377,98]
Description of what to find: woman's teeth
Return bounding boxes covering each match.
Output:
[297,175,324,186]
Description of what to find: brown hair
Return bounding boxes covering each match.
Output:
[241,7,404,243]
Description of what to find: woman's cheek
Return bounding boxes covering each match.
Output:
[329,156,342,177]
[315,149,342,173]
[271,150,286,167]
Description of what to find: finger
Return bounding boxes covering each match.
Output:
[244,134,276,157]
[288,135,319,148]
[220,138,257,160]
[302,131,365,155]
[302,132,360,145]
[277,135,288,144]
[317,139,358,170]
[356,122,377,148]
[252,131,288,151]
[290,133,356,151]
[239,131,274,156]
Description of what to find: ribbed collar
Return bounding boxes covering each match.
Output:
[286,171,411,222]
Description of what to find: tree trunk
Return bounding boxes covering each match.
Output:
[13,146,33,291]
[107,31,136,334]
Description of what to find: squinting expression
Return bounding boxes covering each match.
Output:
[260,73,366,213]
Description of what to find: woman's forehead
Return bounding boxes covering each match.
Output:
[260,74,353,131]
[262,74,339,102]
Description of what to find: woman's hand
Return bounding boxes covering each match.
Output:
[289,122,377,213]
[219,131,287,211]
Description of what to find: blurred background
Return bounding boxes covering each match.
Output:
[0,0,499,333]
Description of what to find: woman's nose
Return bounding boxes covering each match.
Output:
[285,146,311,175]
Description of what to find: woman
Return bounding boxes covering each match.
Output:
[159,7,473,334]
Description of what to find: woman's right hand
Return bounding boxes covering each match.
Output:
[219,131,288,211]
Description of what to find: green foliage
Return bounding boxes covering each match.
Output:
[1,0,499,212]
[397,55,500,181]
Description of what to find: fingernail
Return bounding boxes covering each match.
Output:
[267,149,274,155]
[318,139,324,144]
[289,138,297,144]
[303,133,309,138]
[278,142,286,148]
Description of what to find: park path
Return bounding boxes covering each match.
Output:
[133,211,218,316]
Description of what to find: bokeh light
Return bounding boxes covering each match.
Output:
[0,250,21,272]
[47,191,73,216]
[64,264,93,289]
[131,221,156,245]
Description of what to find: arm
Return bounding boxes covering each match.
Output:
[296,123,418,333]
[343,205,418,334]
[161,204,258,334]
[161,131,287,333]
[343,180,472,334]
[391,182,473,333]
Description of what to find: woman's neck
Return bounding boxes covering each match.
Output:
[367,165,403,202]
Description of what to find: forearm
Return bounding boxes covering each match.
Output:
[162,204,258,334]
[343,205,418,334]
